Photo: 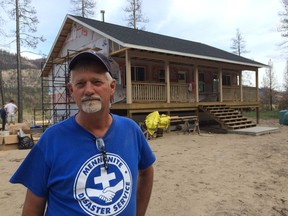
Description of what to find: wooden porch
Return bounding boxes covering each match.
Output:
[111,101,260,126]
[111,81,259,120]
[108,47,262,125]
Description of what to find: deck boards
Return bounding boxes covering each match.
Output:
[227,127,280,136]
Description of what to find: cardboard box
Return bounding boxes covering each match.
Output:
[0,134,33,150]
[0,131,10,136]
[7,123,31,135]
[4,135,19,145]
[0,135,18,150]
[0,144,18,151]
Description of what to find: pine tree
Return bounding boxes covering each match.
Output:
[279,59,288,110]
[230,28,251,86]
[279,0,288,46]
[261,60,278,111]
[70,0,96,18]
[230,28,248,56]
[0,0,45,122]
[124,0,148,30]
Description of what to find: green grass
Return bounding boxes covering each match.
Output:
[242,111,279,120]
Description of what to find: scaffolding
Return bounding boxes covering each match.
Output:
[39,50,76,129]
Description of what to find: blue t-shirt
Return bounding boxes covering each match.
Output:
[10,114,156,216]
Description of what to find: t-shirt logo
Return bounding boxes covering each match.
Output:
[74,153,132,215]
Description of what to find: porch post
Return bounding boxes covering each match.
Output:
[165,60,170,103]
[240,70,243,102]
[255,69,259,101]
[125,50,132,104]
[194,65,199,102]
[219,68,223,102]
[255,69,259,124]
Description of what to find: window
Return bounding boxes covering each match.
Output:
[222,75,231,86]
[178,71,186,83]
[159,69,165,82]
[199,73,205,93]
[212,74,219,93]
[131,66,145,81]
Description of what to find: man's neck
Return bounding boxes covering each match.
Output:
[76,111,112,137]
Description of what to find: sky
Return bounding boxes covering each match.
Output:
[0,0,287,89]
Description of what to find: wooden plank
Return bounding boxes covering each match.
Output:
[225,120,254,125]
[170,115,198,123]
[229,122,256,128]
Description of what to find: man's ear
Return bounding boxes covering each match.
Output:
[110,80,116,95]
[67,83,73,98]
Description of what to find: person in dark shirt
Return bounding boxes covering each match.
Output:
[0,105,7,131]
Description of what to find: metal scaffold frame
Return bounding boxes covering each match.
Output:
[39,50,77,129]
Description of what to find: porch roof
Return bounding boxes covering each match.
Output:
[42,14,266,76]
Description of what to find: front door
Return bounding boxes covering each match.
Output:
[212,74,219,101]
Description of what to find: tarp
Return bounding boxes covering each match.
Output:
[283,111,288,125]
[279,110,288,125]
[145,111,170,135]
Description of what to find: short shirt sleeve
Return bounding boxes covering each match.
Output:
[10,145,50,197]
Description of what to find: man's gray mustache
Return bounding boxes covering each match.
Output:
[81,96,101,102]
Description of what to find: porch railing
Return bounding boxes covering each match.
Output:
[243,86,257,102]
[132,82,257,103]
[132,82,195,102]
[132,82,166,101]
[223,86,240,101]
[170,83,194,102]
[223,86,257,102]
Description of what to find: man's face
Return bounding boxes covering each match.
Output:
[68,65,115,114]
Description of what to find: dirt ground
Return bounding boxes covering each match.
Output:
[1,119,288,216]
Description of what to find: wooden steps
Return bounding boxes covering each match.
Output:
[199,105,256,130]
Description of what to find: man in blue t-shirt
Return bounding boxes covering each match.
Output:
[10,51,156,216]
